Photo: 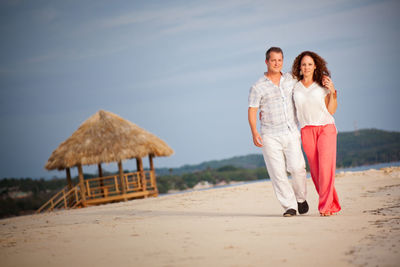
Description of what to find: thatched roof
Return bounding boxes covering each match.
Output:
[45,110,174,170]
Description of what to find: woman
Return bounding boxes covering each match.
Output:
[291,51,341,216]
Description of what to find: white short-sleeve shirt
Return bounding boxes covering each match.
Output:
[293,81,335,129]
[248,72,298,136]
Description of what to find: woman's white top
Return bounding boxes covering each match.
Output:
[293,81,335,128]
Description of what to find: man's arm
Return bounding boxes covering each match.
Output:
[248,107,263,147]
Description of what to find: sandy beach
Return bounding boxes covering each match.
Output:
[1,167,399,267]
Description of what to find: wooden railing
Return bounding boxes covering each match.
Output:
[36,185,82,213]
[84,170,157,199]
[37,170,157,213]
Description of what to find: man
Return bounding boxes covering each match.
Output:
[248,47,308,217]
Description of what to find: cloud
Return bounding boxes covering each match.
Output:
[95,0,250,29]
[31,7,58,23]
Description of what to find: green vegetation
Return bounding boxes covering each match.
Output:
[157,166,269,194]
[156,154,265,175]
[1,129,399,218]
[0,178,67,218]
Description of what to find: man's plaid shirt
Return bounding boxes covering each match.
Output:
[248,72,299,136]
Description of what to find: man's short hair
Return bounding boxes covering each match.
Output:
[266,47,283,61]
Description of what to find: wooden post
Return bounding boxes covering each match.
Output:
[98,163,105,197]
[136,158,146,193]
[118,161,127,201]
[66,168,73,190]
[98,163,103,177]
[77,164,87,207]
[149,154,154,172]
[63,192,67,209]
[148,154,158,194]
[66,168,73,207]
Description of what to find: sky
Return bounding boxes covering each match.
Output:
[0,0,399,179]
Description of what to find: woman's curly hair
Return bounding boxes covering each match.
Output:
[291,51,330,87]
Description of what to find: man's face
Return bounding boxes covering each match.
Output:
[265,52,283,74]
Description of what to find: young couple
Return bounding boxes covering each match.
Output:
[248,47,341,217]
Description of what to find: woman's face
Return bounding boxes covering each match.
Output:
[300,55,316,79]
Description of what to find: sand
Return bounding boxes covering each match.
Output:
[1,167,399,267]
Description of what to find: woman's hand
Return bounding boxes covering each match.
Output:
[322,76,336,94]
[323,76,338,115]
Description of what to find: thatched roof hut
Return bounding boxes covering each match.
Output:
[39,110,174,212]
[45,110,173,170]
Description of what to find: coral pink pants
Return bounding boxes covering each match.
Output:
[301,124,341,214]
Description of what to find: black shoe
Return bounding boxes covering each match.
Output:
[283,209,297,217]
[298,200,309,215]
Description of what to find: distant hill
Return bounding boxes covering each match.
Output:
[156,129,400,175]
[156,154,265,175]
[336,128,400,167]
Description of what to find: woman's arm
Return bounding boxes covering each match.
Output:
[323,76,338,115]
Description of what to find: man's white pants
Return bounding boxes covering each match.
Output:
[261,131,307,212]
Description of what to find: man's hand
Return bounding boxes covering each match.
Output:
[252,131,263,147]
[248,107,263,147]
